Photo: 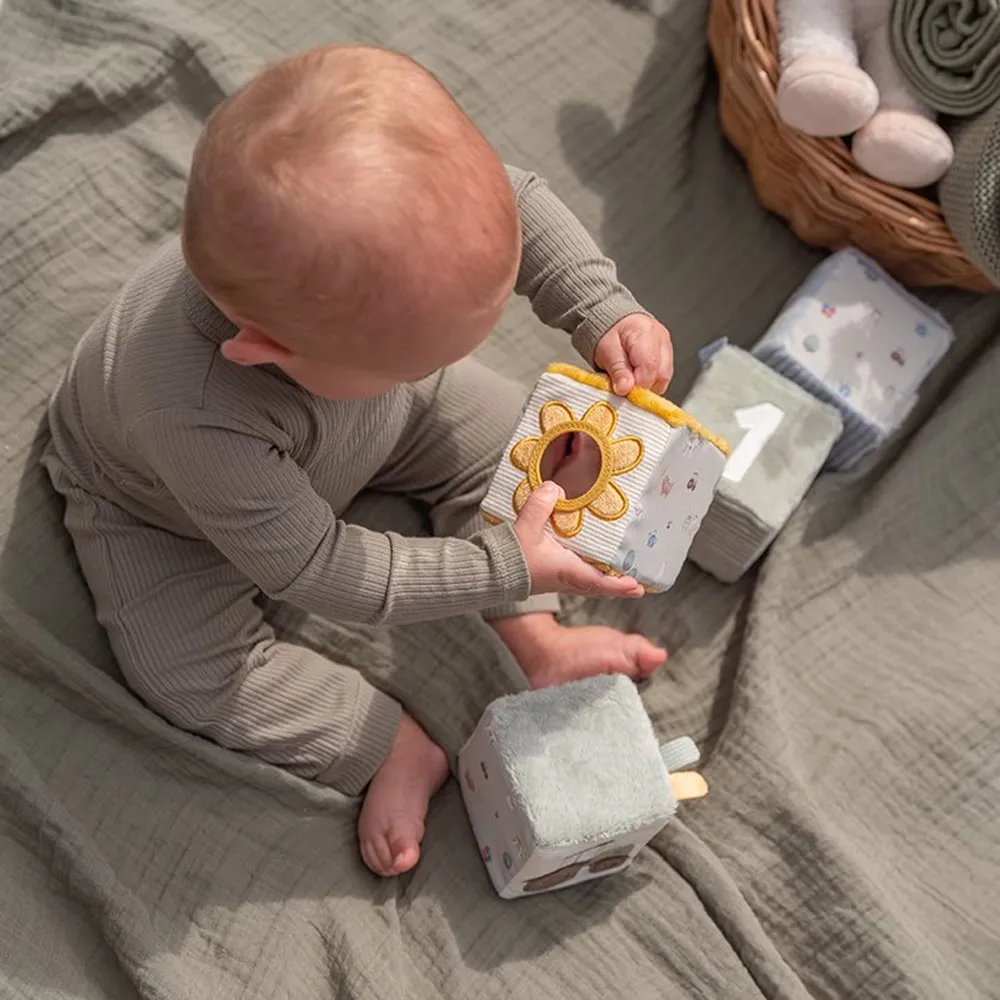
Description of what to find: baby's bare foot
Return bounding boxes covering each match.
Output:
[358,712,449,877]
[524,623,666,689]
[498,615,667,690]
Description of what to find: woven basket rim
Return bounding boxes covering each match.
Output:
[708,0,993,291]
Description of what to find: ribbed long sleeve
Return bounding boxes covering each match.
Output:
[130,407,531,626]
[508,165,647,365]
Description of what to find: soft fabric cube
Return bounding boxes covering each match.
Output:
[753,249,954,471]
[482,363,730,591]
[683,346,843,582]
[459,675,702,898]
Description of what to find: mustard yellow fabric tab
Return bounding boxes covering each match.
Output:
[546,363,732,456]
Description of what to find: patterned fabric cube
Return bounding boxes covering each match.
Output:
[459,675,704,898]
[482,363,730,591]
[753,250,954,471]
[683,346,842,582]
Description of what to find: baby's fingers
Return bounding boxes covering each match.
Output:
[625,336,661,391]
[560,555,644,599]
[514,482,563,537]
[652,340,674,395]
[594,333,635,396]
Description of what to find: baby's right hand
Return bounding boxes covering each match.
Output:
[513,483,645,599]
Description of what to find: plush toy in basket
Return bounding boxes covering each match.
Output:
[708,0,992,290]
[459,675,706,899]
[776,0,953,187]
[481,363,730,592]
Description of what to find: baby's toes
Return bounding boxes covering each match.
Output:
[629,635,668,677]
[360,834,396,877]
[387,834,421,875]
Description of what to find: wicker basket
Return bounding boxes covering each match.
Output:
[708,0,994,292]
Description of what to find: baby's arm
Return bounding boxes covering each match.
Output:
[130,408,532,626]
[130,407,633,627]
[372,361,560,620]
[507,165,647,364]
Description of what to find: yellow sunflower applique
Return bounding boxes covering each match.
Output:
[510,399,643,538]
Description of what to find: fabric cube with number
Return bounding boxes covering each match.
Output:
[683,346,843,583]
[752,249,954,471]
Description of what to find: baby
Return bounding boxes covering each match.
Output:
[42,45,676,878]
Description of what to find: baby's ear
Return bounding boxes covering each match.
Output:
[220,328,291,368]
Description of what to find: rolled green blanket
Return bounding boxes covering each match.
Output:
[890,0,1000,117]
[940,102,1000,287]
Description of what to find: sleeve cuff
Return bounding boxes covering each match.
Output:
[315,678,402,795]
[482,593,561,621]
[571,299,650,368]
[480,522,533,607]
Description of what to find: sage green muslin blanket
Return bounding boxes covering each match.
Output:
[890,0,1000,116]
[4,0,1000,997]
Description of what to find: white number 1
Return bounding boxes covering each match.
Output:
[722,402,785,483]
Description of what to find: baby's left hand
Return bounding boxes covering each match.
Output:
[594,313,674,396]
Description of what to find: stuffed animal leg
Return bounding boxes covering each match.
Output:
[851,4,954,188]
[777,0,879,136]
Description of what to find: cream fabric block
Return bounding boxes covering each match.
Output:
[481,365,729,590]
[616,431,728,590]
[752,249,953,471]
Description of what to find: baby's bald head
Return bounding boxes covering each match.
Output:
[182,45,519,393]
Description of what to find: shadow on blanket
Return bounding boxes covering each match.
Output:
[556,0,821,401]
[0,422,118,676]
